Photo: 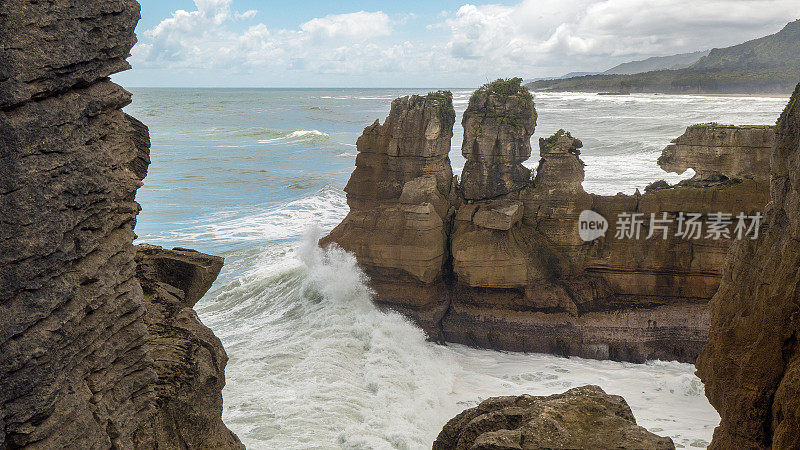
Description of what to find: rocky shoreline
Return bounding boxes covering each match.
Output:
[433,82,800,449]
[322,78,772,364]
[2,0,800,447]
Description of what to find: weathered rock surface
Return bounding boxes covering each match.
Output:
[0,0,140,109]
[320,91,457,332]
[445,124,768,363]
[0,1,239,448]
[658,124,774,183]
[696,83,800,449]
[433,385,674,450]
[0,4,154,446]
[460,78,537,200]
[136,245,244,449]
[324,78,773,363]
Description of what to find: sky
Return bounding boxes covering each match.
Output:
[115,0,800,88]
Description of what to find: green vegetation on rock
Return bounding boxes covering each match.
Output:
[472,77,533,101]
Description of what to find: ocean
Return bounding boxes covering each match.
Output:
[125,88,789,449]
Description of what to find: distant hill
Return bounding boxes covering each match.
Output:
[603,50,710,75]
[527,19,800,94]
[525,71,600,83]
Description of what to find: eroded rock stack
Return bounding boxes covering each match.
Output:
[696,83,800,449]
[136,245,244,449]
[451,79,548,291]
[320,92,457,330]
[323,79,774,363]
[0,1,240,447]
[460,78,537,200]
[433,385,674,450]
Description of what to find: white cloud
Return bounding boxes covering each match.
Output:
[441,0,800,70]
[300,11,391,41]
[128,0,800,85]
[235,9,257,20]
[134,2,400,73]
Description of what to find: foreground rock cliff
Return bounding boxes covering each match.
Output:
[696,83,800,448]
[434,385,674,449]
[322,78,772,363]
[136,245,243,449]
[0,0,240,448]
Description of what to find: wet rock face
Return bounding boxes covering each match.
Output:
[0,1,154,447]
[135,245,244,450]
[322,92,456,286]
[433,385,674,450]
[658,124,775,183]
[460,78,537,200]
[696,83,800,449]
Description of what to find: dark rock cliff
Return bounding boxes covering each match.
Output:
[695,83,800,449]
[0,1,240,448]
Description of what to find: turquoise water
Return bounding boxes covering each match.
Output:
[125,89,789,449]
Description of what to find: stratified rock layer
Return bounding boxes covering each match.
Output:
[696,83,800,449]
[0,1,239,447]
[444,125,768,363]
[324,79,773,363]
[136,245,244,449]
[0,3,154,447]
[658,124,775,182]
[433,385,675,450]
[460,78,537,200]
[321,91,457,331]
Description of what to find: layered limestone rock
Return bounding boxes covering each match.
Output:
[320,92,456,331]
[460,78,537,200]
[658,124,774,182]
[0,2,155,447]
[451,81,549,291]
[324,80,772,363]
[695,83,800,449]
[445,127,769,362]
[0,0,140,109]
[136,245,244,449]
[433,385,674,450]
[0,1,238,447]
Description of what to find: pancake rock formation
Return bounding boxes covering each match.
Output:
[696,83,800,449]
[0,0,239,448]
[658,123,775,183]
[433,385,675,450]
[323,78,772,363]
[460,77,537,200]
[136,245,244,449]
[320,91,458,330]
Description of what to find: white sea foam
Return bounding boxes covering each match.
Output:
[258,129,330,144]
[196,230,719,450]
[139,186,348,245]
[199,231,458,449]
